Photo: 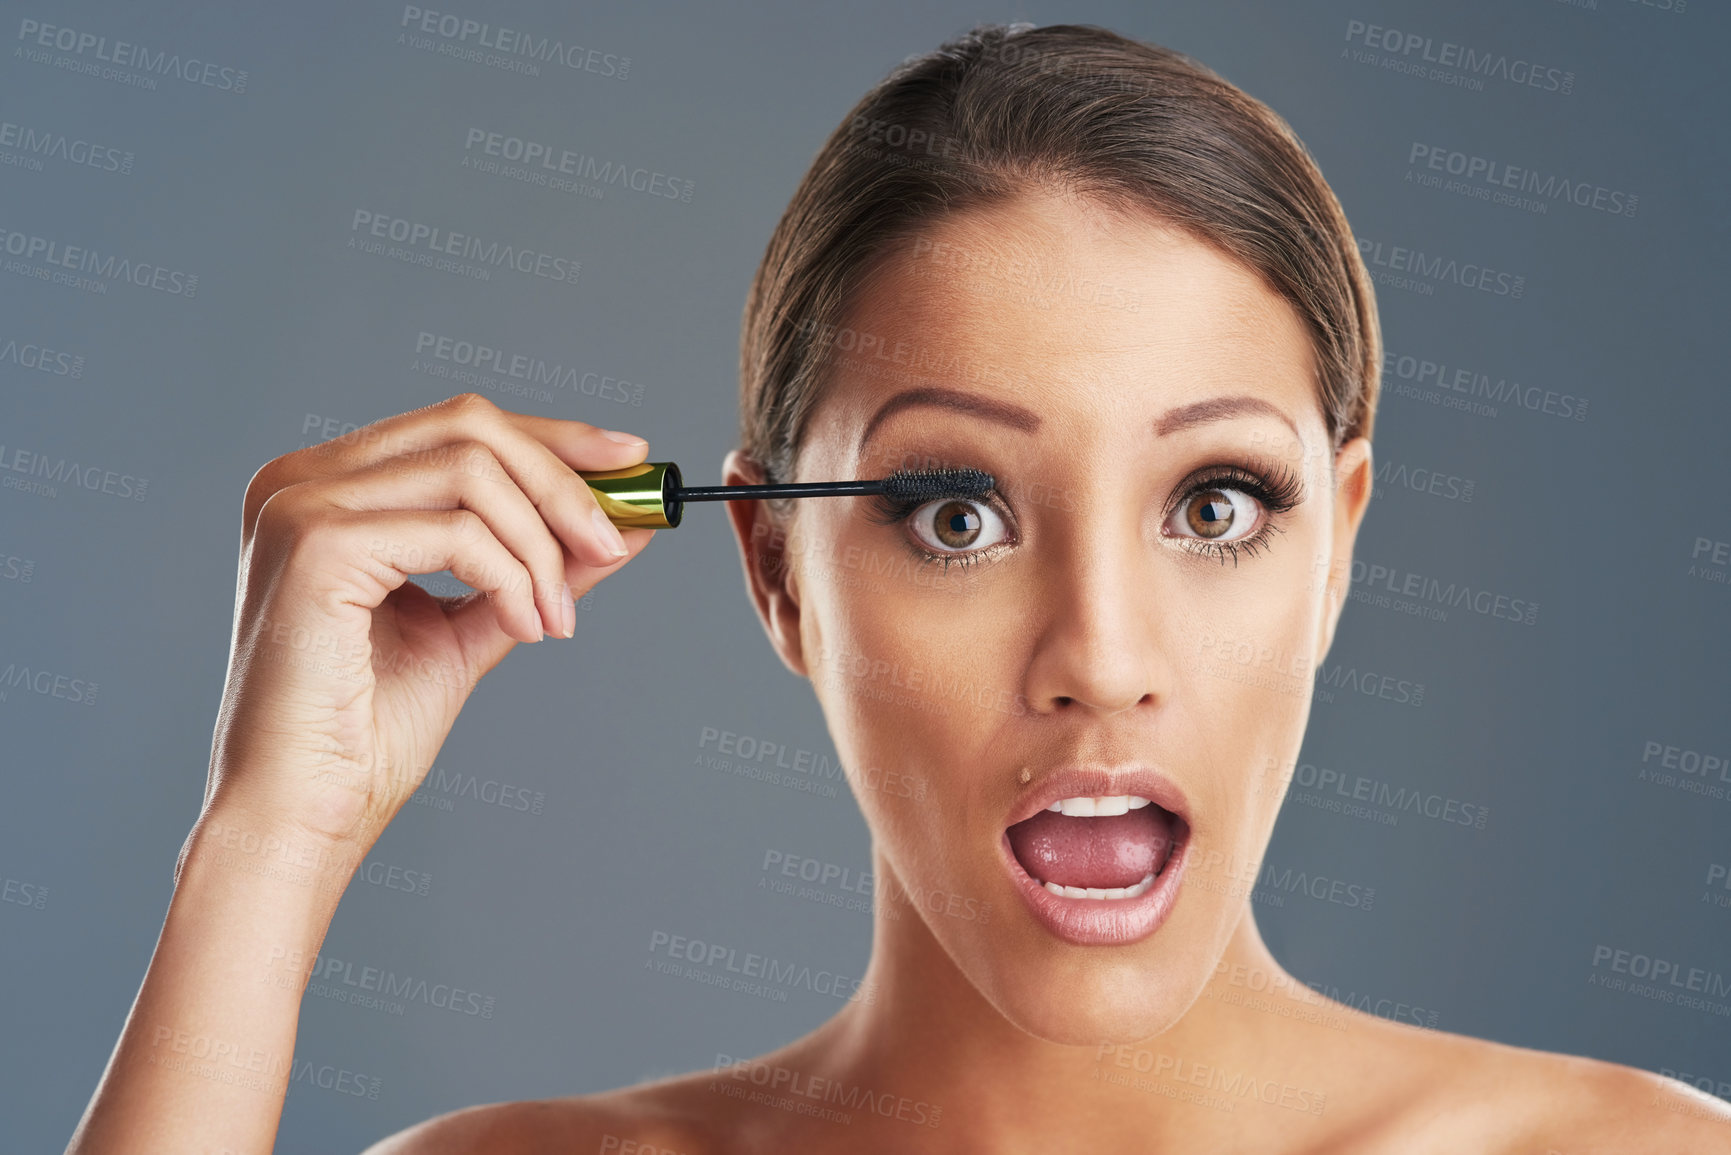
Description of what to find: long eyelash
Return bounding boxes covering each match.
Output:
[865,489,1008,573]
[1170,460,1304,567]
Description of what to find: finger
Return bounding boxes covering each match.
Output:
[561,526,658,600]
[302,441,580,640]
[365,509,545,644]
[384,395,649,570]
[445,526,656,675]
[367,394,648,568]
[495,407,653,471]
[245,393,651,545]
[296,394,647,474]
[259,494,545,645]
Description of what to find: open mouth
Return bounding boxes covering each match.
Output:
[1006,795,1188,900]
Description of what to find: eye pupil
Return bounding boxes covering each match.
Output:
[933,501,982,548]
[1187,490,1235,539]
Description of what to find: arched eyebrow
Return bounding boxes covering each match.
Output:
[857,386,1302,455]
[1155,395,1301,441]
[857,387,1041,455]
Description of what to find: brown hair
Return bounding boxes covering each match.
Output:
[739,22,1380,488]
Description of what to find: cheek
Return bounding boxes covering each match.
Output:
[799,538,1019,843]
[811,573,995,760]
[1184,577,1317,702]
[1175,550,1321,828]
[800,512,998,705]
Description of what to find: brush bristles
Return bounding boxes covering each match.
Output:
[879,467,995,503]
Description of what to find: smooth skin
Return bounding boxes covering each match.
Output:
[69,193,1729,1154]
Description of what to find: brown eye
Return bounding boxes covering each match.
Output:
[1168,487,1259,544]
[1186,490,1236,538]
[906,498,1009,555]
[931,501,981,548]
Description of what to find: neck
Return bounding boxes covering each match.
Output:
[791,849,1325,1152]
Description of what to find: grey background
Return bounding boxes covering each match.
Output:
[3,0,1728,1150]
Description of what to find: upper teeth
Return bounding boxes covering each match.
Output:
[1045,795,1153,817]
[1043,872,1158,900]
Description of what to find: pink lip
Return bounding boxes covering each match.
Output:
[998,765,1193,947]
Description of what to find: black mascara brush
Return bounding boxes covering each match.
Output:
[577,461,994,529]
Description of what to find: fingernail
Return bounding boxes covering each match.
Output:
[601,429,646,445]
[592,506,629,557]
[561,583,576,638]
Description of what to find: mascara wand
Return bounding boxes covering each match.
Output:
[577,461,994,529]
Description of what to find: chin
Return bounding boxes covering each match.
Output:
[962,940,1204,1046]
[917,841,1220,1048]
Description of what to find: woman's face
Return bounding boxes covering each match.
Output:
[729,188,1373,1045]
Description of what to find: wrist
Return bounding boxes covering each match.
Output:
[180,804,369,901]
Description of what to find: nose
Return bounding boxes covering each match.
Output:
[1021,511,1166,716]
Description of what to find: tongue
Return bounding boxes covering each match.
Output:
[1007,806,1177,890]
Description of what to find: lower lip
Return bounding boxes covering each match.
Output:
[997,819,1190,946]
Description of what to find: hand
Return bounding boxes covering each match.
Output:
[196,392,656,853]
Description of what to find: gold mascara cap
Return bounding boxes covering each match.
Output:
[578,460,683,529]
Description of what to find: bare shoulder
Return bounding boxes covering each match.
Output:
[1483,1044,1731,1155]
[1336,1013,1731,1154]
[358,1069,743,1155]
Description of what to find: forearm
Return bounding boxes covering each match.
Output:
[67,810,361,1155]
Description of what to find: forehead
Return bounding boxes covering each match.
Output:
[802,189,1321,467]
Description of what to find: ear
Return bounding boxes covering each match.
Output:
[1314,437,1374,663]
[721,450,809,677]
